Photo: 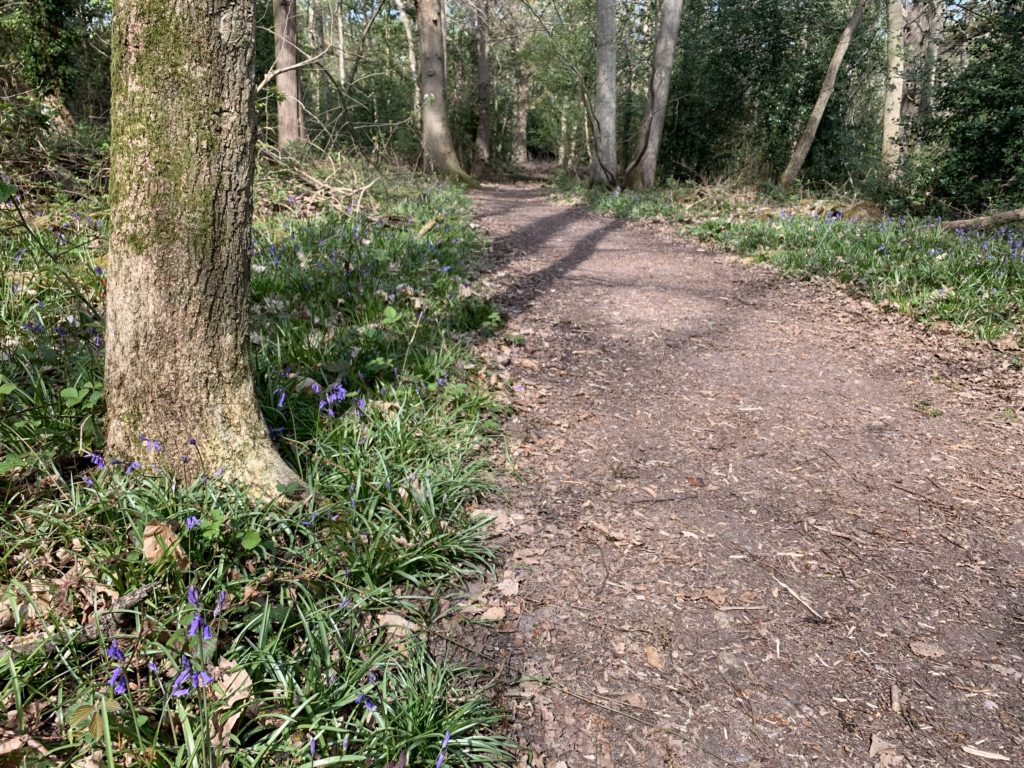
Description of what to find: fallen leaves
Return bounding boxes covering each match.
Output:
[210,658,254,747]
[141,522,187,568]
[644,645,665,671]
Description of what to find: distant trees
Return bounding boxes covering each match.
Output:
[107,0,301,495]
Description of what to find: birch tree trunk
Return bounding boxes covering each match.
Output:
[590,0,617,186]
[275,0,306,145]
[472,0,493,177]
[624,0,683,190]
[779,0,869,189]
[107,0,302,497]
[418,0,468,179]
[882,0,906,172]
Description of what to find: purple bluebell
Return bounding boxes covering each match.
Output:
[85,451,105,468]
[435,731,452,768]
[140,434,162,452]
[124,461,142,475]
[109,667,127,696]
[354,693,375,710]
[185,515,200,531]
[106,639,125,662]
[187,585,200,607]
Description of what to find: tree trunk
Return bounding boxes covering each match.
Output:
[275,0,306,146]
[624,0,683,190]
[779,0,869,189]
[107,0,302,496]
[333,0,347,88]
[395,0,419,125]
[590,0,617,186]
[309,0,326,114]
[418,0,468,180]
[472,0,493,177]
[513,62,528,166]
[882,0,906,172]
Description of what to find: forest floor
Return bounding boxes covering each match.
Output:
[454,183,1024,767]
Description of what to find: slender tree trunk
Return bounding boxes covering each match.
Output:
[275,0,306,146]
[513,62,528,165]
[624,0,683,190]
[779,0,869,189]
[882,0,906,172]
[472,0,493,177]
[590,0,617,186]
[395,0,419,124]
[418,0,468,179]
[309,0,326,115]
[558,99,568,167]
[332,0,347,88]
[107,0,301,496]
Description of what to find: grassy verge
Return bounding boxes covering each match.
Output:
[0,154,513,766]
[557,179,1024,346]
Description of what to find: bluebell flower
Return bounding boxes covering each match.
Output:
[187,585,200,607]
[84,451,105,468]
[435,731,452,768]
[106,639,125,662]
[354,693,375,710]
[274,388,286,408]
[185,515,200,531]
[213,589,227,618]
[109,667,127,696]
[140,434,162,452]
[124,461,142,475]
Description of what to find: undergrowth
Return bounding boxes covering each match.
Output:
[0,154,513,766]
[558,180,1024,345]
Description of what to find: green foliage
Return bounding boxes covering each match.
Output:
[912,0,1024,211]
[0,163,514,767]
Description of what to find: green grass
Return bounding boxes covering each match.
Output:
[0,155,513,767]
[558,179,1024,344]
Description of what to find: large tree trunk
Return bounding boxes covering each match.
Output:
[882,0,906,172]
[395,0,419,125]
[275,0,306,146]
[590,0,617,186]
[624,0,683,190]
[332,0,347,88]
[472,0,493,177]
[418,0,468,179]
[107,0,301,496]
[309,0,327,114]
[779,0,869,189]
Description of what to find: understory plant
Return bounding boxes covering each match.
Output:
[0,160,513,767]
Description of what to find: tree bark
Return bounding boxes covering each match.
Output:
[882,0,906,172]
[590,0,617,186]
[418,0,469,180]
[472,0,493,177]
[107,0,302,497]
[624,0,683,190]
[779,0,869,189]
[939,207,1024,231]
[275,0,306,146]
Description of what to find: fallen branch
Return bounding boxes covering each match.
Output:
[256,47,332,93]
[939,207,1024,231]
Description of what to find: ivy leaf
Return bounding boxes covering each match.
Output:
[240,530,261,551]
[382,306,399,325]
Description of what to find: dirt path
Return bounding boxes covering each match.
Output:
[458,184,1024,768]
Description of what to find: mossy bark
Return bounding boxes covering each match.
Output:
[107,0,303,498]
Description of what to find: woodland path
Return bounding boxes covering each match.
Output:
[458,184,1024,768]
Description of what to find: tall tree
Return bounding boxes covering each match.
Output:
[107,0,302,495]
[275,0,306,145]
[472,0,493,176]
[624,0,683,189]
[882,0,906,172]
[418,0,468,179]
[395,0,419,123]
[590,0,617,186]
[779,0,869,189]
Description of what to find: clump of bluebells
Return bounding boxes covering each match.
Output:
[1,167,513,767]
